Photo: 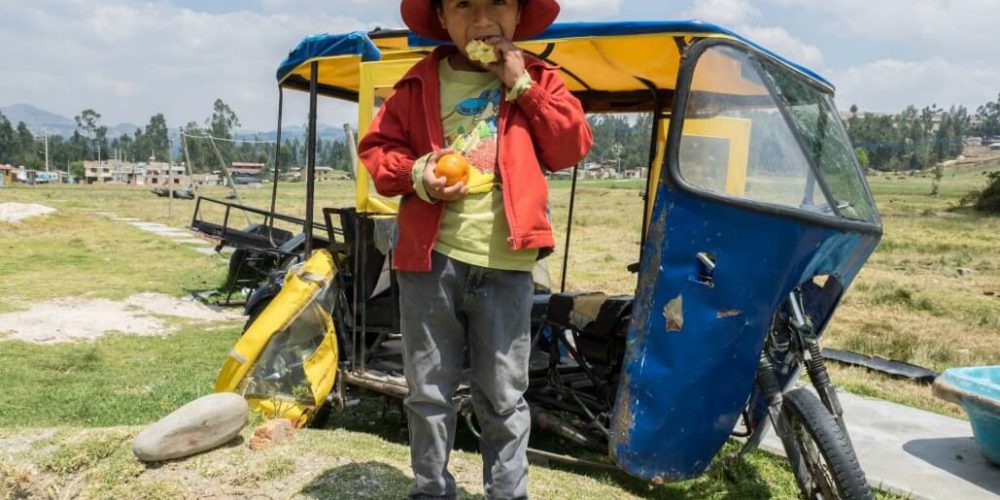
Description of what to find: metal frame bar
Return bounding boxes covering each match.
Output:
[666,38,882,236]
[746,55,842,220]
[305,61,319,257]
[560,163,580,293]
[191,196,335,236]
[639,90,666,258]
[269,88,284,237]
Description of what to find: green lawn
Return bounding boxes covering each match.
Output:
[4,153,997,498]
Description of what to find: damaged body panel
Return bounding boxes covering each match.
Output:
[610,181,878,480]
[609,37,881,481]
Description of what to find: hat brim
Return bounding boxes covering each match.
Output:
[401,0,560,42]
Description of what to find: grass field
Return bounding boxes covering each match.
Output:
[2,151,997,498]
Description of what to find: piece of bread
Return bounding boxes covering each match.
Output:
[466,39,498,64]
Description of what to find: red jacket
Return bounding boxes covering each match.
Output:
[358,46,592,272]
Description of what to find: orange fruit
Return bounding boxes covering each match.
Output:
[434,153,470,187]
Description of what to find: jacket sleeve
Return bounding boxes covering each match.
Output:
[358,87,418,197]
[515,68,593,171]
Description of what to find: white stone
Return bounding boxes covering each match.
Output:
[132,392,248,462]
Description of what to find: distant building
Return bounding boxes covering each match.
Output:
[84,160,114,184]
[624,167,647,179]
[141,162,187,186]
[110,161,139,184]
[190,173,221,187]
[0,164,14,185]
[582,161,619,180]
[229,162,263,185]
[35,171,60,184]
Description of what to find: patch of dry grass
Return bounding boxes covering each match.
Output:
[0,425,810,499]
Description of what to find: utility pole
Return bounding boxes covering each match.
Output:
[167,138,174,218]
[180,127,196,195]
[44,130,50,172]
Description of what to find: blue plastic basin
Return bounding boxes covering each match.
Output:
[934,366,1000,466]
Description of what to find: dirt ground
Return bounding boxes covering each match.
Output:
[0,202,56,223]
[0,293,242,344]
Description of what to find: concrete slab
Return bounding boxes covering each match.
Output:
[174,239,210,246]
[761,390,1000,499]
[128,222,190,236]
[192,247,218,256]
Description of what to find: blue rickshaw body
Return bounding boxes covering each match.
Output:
[610,181,879,480]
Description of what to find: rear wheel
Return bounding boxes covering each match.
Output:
[778,388,872,500]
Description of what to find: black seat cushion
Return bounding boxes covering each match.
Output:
[547,292,633,338]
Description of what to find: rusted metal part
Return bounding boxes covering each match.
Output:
[531,405,606,452]
[664,295,684,331]
[633,205,670,330]
[342,370,407,399]
[526,447,619,472]
[716,309,742,319]
[610,372,632,463]
[610,203,670,458]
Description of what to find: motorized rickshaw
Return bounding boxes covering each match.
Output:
[199,20,883,499]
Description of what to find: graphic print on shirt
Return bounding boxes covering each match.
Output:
[442,88,501,194]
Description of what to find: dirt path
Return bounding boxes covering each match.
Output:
[0,202,56,223]
[0,293,242,344]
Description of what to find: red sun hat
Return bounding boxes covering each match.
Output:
[400,0,560,42]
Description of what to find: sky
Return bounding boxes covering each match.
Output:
[2,0,999,132]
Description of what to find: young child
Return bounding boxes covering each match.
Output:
[359,0,592,498]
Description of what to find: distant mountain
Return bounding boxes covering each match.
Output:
[1,103,350,144]
[236,124,348,143]
[0,103,140,138]
[0,104,76,136]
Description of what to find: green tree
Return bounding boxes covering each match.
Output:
[975,171,1000,213]
[206,99,240,168]
[14,122,41,168]
[974,93,1000,138]
[69,160,85,179]
[144,113,169,161]
[854,147,870,169]
[0,112,15,163]
[74,109,102,160]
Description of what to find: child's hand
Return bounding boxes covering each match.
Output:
[423,149,469,201]
[483,36,526,89]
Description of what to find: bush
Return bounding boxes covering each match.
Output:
[974,171,1000,214]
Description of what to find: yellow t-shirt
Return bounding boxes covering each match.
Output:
[411,59,538,271]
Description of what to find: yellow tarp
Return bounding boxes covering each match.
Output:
[215,249,339,427]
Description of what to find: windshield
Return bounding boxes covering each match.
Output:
[677,44,878,224]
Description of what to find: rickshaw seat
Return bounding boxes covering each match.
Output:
[547,292,633,339]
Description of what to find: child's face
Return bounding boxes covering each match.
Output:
[436,0,521,56]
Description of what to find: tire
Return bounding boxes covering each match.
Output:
[778,388,872,500]
[243,298,271,332]
[308,396,334,429]
[223,248,249,292]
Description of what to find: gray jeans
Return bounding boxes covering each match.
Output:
[397,251,533,500]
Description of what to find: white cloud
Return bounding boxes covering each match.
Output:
[0,1,376,131]
[739,25,824,67]
[676,1,823,68]
[558,0,625,21]
[684,0,761,25]
[769,0,1000,59]
[830,58,1000,113]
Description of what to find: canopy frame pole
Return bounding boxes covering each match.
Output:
[268,88,284,242]
[639,89,666,262]
[560,162,581,293]
[304,61,319,258]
